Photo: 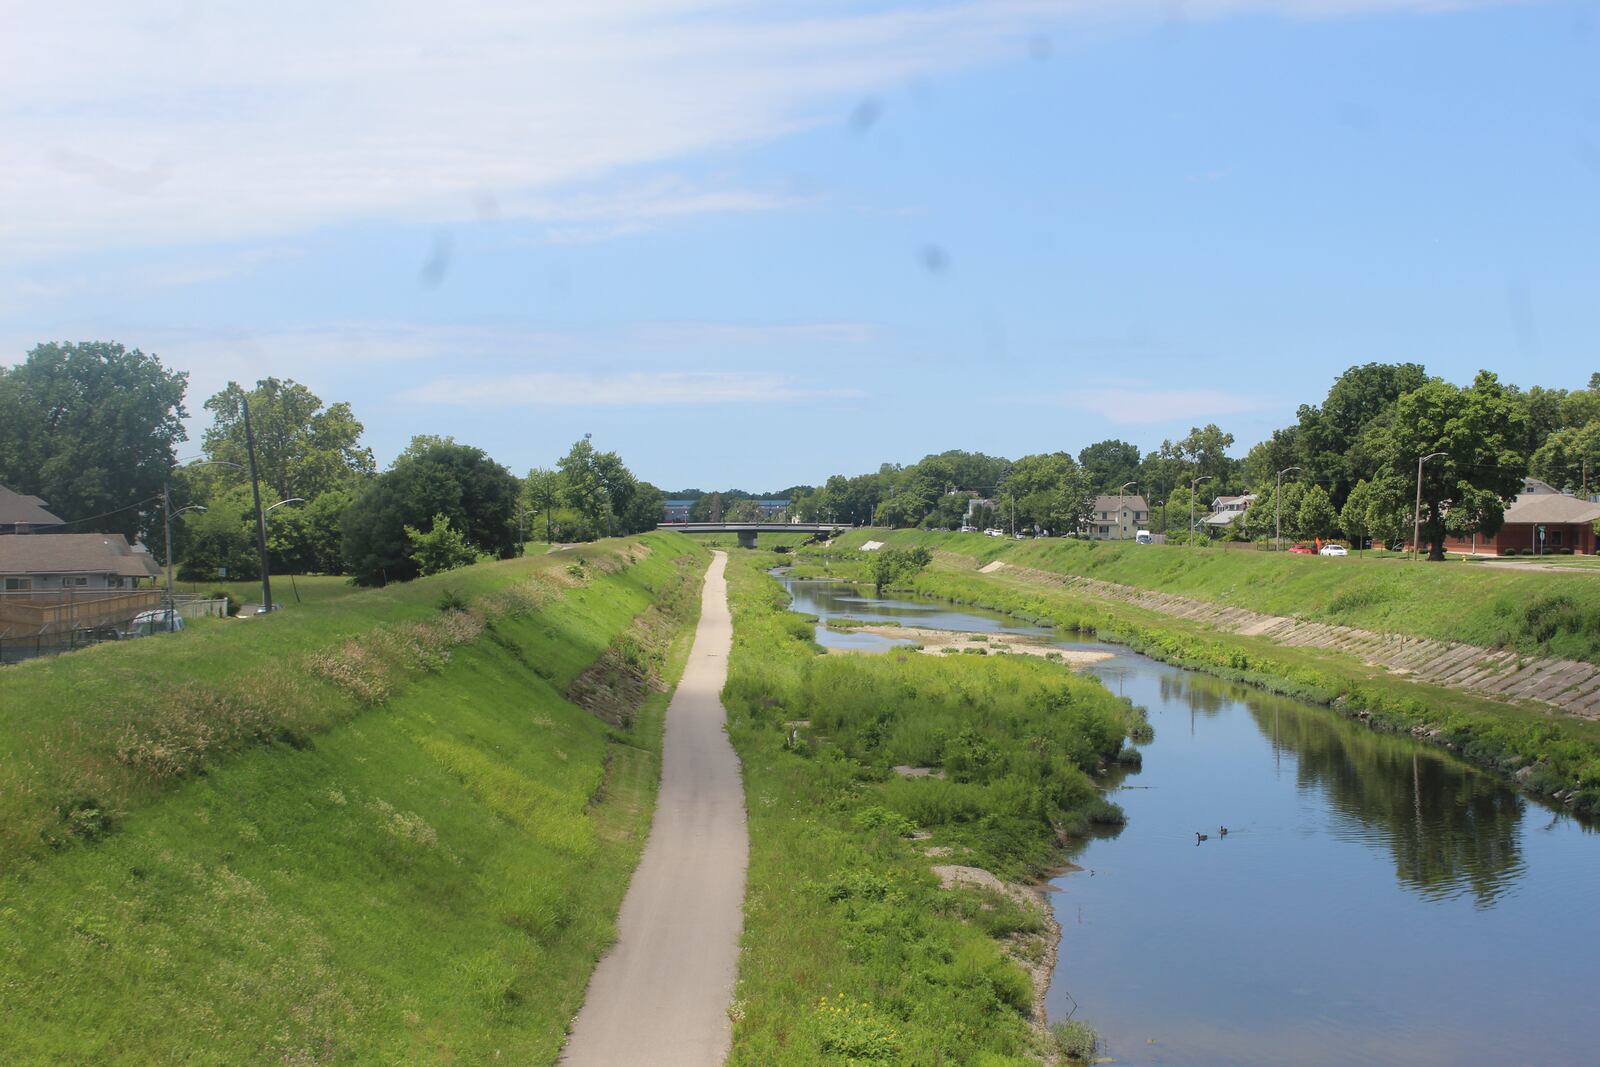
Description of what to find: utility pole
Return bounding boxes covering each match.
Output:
[1275,466,1301,552]
[1190,475,1212,549]
[242,397,273,613]
[1413,451,1446,562]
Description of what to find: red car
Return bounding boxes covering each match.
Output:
[1287,544,1315,555]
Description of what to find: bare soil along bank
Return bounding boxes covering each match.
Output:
[846,623,1113,665]
[561,551,748,1067]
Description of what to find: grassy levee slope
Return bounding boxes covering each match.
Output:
[826,530,1600,666]
[0,533,707,1064]
[721,552,1143,1066]
[798,534,1600,817]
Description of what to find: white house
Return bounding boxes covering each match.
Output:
[1085,494,1150,540]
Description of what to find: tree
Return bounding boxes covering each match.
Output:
[1296,484,1337,543]
[342,438,520,585]
[404,513,479,576]
[1176,425,1239,493]
[999,452,1093,535]
[0,341,188,541]
[1367,371,1527,560]
[868,546,932,594]
[525,467,561,543]
[1295,362,1429,508]
[202,378,373,501]
[1341,480,1375,553]
[1077,440,1143,492]
[1530,422,1600,492]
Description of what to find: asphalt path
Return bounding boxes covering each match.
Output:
[561,551,748,1067]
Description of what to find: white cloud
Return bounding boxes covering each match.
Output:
[401,370,864,407]
[1057,386,1273,424]
[2,0,1515,257]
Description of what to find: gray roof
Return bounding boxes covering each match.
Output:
[0,533,161,578]
[1092,495,1150,513]
[1502,492,1600,526]
[0,484,65,528]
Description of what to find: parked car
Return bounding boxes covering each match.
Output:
[1135,530,1153,544]
[1319,544,1348,557]
[127,609,185,636]
[1287,544,1315,555]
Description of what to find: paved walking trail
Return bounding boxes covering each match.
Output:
[562,551,748,1067]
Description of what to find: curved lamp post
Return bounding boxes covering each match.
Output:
[1275,466,1302,552]
[1413,452,1447,561]
[262,498,306,609]
[164,458,244,615]
[1118,481,1138,541]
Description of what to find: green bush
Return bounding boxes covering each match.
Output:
[1051,1020,1100,1062]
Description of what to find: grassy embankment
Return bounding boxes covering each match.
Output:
[721,552,1144,1066]
[0,533,707,1064]
[793,533,1600,816]
[827,530,1600,665]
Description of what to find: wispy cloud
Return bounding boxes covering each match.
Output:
[401,371,864,407]
[1056,386,1273,425]
[2,0,1516,257]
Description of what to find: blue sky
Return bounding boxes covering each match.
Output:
[4,0,1596,489]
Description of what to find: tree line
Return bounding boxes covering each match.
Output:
[685,364,1589,560]
[0,342,662,587]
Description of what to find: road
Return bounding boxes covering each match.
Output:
[561,551,748,1067]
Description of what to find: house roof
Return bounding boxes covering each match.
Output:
[0,484,66,528]
[1503,492,1600,526]
[1092,495,1150,513]
[0,533,161,578]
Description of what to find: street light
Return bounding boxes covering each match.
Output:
[1275,466,1302,552]
[1189,476,1213,549]
[1413,451,1447,562]
[1118,481,1138,541]
[261,498,306,609]
[517,508,534,556]
[163,458,244,617]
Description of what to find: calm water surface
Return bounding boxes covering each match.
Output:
[778,574,1600,1067]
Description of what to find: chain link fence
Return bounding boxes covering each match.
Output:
[0,590,228,664]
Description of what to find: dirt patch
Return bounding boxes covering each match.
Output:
[893,765,945,779]
[978,560,1007,574]
[853,625,1113,666]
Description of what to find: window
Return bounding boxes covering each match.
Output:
[106,576,125,589]
[4,577,32,591]
[1551,529,1564,546]
[61,576,88,587]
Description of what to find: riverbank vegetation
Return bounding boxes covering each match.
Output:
[721,552,1144,1065]
[828,529,1600,667]
[788,538,1600,818]
[0,534,706,1063]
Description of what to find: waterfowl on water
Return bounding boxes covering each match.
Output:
[1195,832,1208,843]
[1219,825,1229,837]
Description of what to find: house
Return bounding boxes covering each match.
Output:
[0,533,162,592]
[1202,493,1257,532]
[0,484,65,534]
[1437,478,1600,556]
[1085,494,1150,540]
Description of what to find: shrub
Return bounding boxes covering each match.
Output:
[1051,1020,1100,1062]
[208,589,241,616]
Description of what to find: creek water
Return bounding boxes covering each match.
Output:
[778,574,1600,1067]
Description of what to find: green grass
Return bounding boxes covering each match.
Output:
[721,552,1141,1066]
[821,530,1600,665]
[0,533,709,1063]
[173,573,362,609]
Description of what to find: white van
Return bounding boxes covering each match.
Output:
[1135,530,1154,545]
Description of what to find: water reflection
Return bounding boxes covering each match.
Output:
[772,575,1600,1066]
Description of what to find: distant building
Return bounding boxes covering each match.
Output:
[0,484,66,534]
[1435,478,1600,556]
[0,533,161,591]
[1202,493,1257,532]
[754,499,789,520]
[662,499,696,523]
[1085,494,1150,540]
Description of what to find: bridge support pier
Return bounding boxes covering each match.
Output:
[737,529,758,549]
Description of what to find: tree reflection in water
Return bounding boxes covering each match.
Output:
[1180,672,1525,908]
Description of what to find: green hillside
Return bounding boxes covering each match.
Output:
[0,533,706,1064]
